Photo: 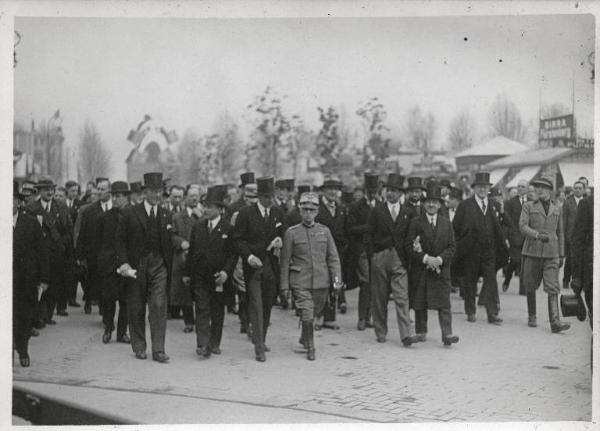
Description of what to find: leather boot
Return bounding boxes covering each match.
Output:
[304,322,315,361]
[548,294,570,333]
[298,322,308,350]
[527,291,537,327]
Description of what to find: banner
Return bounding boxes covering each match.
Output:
[539,114,575,148]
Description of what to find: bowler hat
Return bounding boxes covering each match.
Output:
[110,181,130,194]
[448,187,462,201]
[471,172,492,187]
[129,182,142,193]
[424,182,444,203]
[386,173,405,191]
[142,172,164,189]
[256,176,275,195]
[406,177,426,191]
[530,176,554,190]
[239,172,256,187]
[299,192,319,208]
[297,185,311,195]
[205,185,228,207]
[560,294,587,322]
[21,181,37,194]
[34,176,56,189]
[95,177,109,185]
[321,179,343,190]
[364,173,379,190]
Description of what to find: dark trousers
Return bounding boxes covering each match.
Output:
[127,253,168,354]
[415,308,452,339]
[13,299,34,357]
[357,252,371,321]
[463,246,499,318]
[170,305,194,325]
[194,284,225,348]
[102,298,128,337]
[247,262,276,353]
[40,266,66,321]
[503,255,520,287]
[238,291,249,330]
[563,245,573,285]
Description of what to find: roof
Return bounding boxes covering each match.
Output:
[485,147,575,169]
[505,166,541,188]
[455,136,529,158]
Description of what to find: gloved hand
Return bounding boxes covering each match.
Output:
[538,233,550,243]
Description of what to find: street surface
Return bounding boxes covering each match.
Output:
[12,275,594,424]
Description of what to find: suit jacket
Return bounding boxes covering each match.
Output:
[365,202,411,268]
[25,198,73,266]
[519,199,564,259]
[571,196,593,292]
[315,199,348,254]
[503,195,526,249]
[403,201,423,220]
[115,202,174,273]
[65,198,82,225]
[562,195,581,247]
[75,201,104,267]
[285,206,302,227]
[231,203,286,279]
[186,217,237,289]
[96,207,122,277]
[346,198,375,256]
[170,208,200,304]
[405,214,455,310]
[13,210,50,305]
[452,196,508,269]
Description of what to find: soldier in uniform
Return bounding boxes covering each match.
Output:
[285,185,311,227]
[347,173,379,331]
[519,176,570,332]
[231,176,286,362]
[280,192,342,361]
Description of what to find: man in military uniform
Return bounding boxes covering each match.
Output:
[285,185,311,227]
[519,176,570,332]
[280,192,342,361]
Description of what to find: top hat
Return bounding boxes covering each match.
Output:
[129,182,142,193]
[95,177,109,185]
[530,176,554,190]
[111,181,130,194]
[321,179,343,190]
[386,173,405,191]
[256,176,275,195]
[142,172,164,189]
[448,187,463,201]
[299,192,320,208]
[406,177,426,191]
[440,179,452,188]
[364,173,379,190]
[275,179,286,189]
[205,185,229,207]
[34,176,56,189]
[471,172,492,187]
[239,172,256,187]
[560,294,587,322]
[424,182,444,203]
[297,185,311,195]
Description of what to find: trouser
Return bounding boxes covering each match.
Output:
[13,299,34,357]
[293,288,328,322]
[563,244,573,286]
[102,298,128,337]
[127,253,168,354]
[503,255,520,286]
[238,291,249,330]
[194,285,225,348]
[357,252,371,321]
[233,258,248,330]
[370,248,411,340]
[415,308,453,339]
[463,246,499,318]
[40,265,66,321]
[521,256,560,295]
[170,305,194,325]
[247,261,276,353]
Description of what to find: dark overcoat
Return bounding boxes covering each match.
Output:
[96,207,125,300]
[345,198,375,289]
[571,196,593,293]
[503,196,526,263]
[170,209,199,306]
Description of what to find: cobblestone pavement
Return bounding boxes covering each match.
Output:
[13,274,594,424]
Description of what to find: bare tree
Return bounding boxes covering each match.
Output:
[213,111,243,183]
[315,106,344,175]
[448,109,476,152]
[356,97,391,170]
[404,106,437,153]
[177,129,201,185]
[78,120,111,183]
[488,93,528,142]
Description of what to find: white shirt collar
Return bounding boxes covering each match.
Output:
[210,215,221,229]
[387,201,400,211]
[574,196,583,204]
[427,213,437,225]
[13,211,18,228]
[144,200,157,216]
[186,207,193,218]
[42,199,51,211]
[477,196,488,207]
[257,201,269,216]
[103,200,113,211]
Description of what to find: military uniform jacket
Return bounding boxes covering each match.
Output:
[519,199,564,259]
[365,202,411,268]
[280,222,341,292]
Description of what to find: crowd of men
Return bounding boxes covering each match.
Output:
[12,169,594,367]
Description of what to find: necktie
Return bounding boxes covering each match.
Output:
[45,203,51,214]
[481,201,486,214]
[430,217,436,230]
[415,205,421,216]
[150,205,156,220]
[208,221,213,233]
[264,209,269,223]
[390,205,397,222]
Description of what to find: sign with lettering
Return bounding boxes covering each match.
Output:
[539,114,575,148]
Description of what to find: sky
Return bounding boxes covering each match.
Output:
[14,14,595,179]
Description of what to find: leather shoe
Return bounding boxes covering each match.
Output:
[68,300,81,307]
[502,282,509,292]
[488,316,503,325]
[376,336,386,343]
[57,310,68,316]
[84,302,92,314]
[443,335,460,346]
[357,320,366,331]
[402,337,414,347]
[33,320,45,329]
[102,329,112,344]
[183,325,194,333]
[19,355,30,367]
[414,333,427,343]
[339,302,347,314]
[467,314,476,323]
[116,334,131,344]
[30,328,40,337]
[45,319,56,325]
[255,351,266,362]
[196,346,211,358]
[211,346,221,355]
[135,351,147,360]
[152,352,170,363]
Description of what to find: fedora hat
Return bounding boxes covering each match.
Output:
[34,176,56,189]
[471,172,492,187]
[424,182,444,203]
[386,173,405,191]
[297,185,311,195]
[129,181,142,193]
[95,177,109,185]
[406,177,426,191]
[256,176,275,195]
[364,173,379,190]
[321,179,343,190]
[110,181,130,195]
[239,172,256,187]
[274,179,286,189]
[205,185,229,207]
[142,172,164,189]
[283,179,295,191]
[530,176,554,190]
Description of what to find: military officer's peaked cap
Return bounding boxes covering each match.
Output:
[299,192,319,208]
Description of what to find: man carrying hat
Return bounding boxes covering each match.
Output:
[25,176,73,325]
[115,172,174,363]
[97,181,131,344]
[280,192,343,361]
[406,182,459,346]
[452,172,508,325]
[184,185,237,358]
[231,176,286,362]
[366,173,416,346]
[519,176,570,332]
[347,173,380,331]
[13,181,49,367]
